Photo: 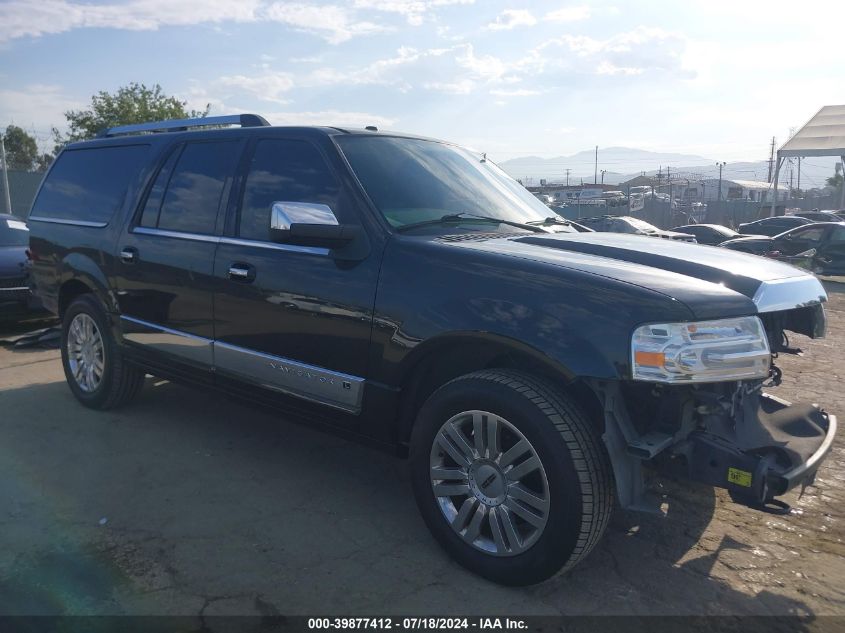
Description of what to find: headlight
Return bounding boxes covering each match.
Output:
[631,316,770,383]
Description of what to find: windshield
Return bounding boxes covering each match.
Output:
[336,136,575,232]
[0,218,28,246]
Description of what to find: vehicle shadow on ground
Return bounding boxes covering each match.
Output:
[822,279,845,294]
[0,378,818,619]
[0,316,60,354]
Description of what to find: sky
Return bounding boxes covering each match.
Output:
[0,0,842,164]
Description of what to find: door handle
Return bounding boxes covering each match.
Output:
[120,247,138,264]
[228,263,255,282]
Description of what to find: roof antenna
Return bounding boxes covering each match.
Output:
[365,125,378,131]
[480,152,487,163]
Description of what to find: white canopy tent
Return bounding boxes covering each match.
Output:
[771,104,845,216]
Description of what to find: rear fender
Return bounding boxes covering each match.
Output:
[59,252,115,314]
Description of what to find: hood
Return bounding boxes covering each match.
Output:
[447,232,826,320]
[0,245,28,278]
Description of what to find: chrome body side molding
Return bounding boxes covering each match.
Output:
[214,341,364,414]
[120,315,214,367]
[131,227,221,243]
[28,216,108,228]
[219,237,330,256]
[129,228,331,255]
[119,316,365,413]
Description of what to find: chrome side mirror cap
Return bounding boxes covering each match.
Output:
[270,202,338,232]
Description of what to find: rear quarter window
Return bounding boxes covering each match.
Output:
[31,144,150,225]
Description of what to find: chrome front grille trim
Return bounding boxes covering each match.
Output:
[752,275,827,313]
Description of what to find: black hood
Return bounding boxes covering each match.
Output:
[448,231,826,320]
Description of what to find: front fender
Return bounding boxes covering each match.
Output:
[369,238,694,386]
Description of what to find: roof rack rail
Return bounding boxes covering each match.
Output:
[97,113,270,138]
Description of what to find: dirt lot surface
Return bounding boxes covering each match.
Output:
[0,283,843,617]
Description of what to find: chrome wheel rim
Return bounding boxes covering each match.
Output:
[429,410,550,557]
[67,313,105,393]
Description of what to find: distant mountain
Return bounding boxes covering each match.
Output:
[500,148,838,190]
[500,147,712,184]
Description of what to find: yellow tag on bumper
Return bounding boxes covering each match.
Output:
[728,467,753,488]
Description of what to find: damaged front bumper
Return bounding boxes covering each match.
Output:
[681,393,836,511]
[600,270,834,514]
[597,381,837,515]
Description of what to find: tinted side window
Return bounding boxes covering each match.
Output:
[790,226,826,242]
[830,227,845,242]
[239,139,340,242]
[31,145,149,224]
[157,141,240,235]
[139,147,182,228]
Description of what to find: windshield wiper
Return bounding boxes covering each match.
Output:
[527,216,573,227]
[395,212,546,233]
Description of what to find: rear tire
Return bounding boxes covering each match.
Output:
[410,369,613,586]
[61,295,144,410]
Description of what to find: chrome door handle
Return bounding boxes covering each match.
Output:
[120,247,137,264]
[228,263,255,282]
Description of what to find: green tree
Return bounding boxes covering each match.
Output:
[54,83,209,148]
[826,172,843,189]
[2,125,39,170]
[34,153,54,172]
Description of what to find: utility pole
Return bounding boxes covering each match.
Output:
[767,137,776,183]
[797,157,801,195]
[594,146,598,184]
[0,136,11,216]
[789,159,794,198]
[717,162,726,202]
[840,157,845,210]
[565,168,570,187]
[600,169,607,185]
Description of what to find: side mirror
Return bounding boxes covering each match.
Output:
[269,201,359,248]
[271,201,338,232]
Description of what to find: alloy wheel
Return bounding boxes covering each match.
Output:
[429,410,550,557]
[67,313,105,393]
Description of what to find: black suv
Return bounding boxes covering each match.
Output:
[28,115,836,586]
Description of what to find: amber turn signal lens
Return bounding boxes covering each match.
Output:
[634,351,665,367]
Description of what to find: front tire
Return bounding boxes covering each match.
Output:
[410,370,613,586]
[61,295,144,410]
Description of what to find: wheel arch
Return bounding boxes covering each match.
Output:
[57,253,115,318]
[395,332,604,447]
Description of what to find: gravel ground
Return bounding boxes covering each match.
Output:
[0,282,843,617]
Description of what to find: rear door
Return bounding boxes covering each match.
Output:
[211,136,380,415]
[114,138,244,371]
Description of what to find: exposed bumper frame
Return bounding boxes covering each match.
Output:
[776,411,837,493]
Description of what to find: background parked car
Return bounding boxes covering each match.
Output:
[795,210,845,222]
[671,223,744,246]
[738,215,814,236]
[579,215,696,242]
[0,214,38,317]
[720,221,845,275]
